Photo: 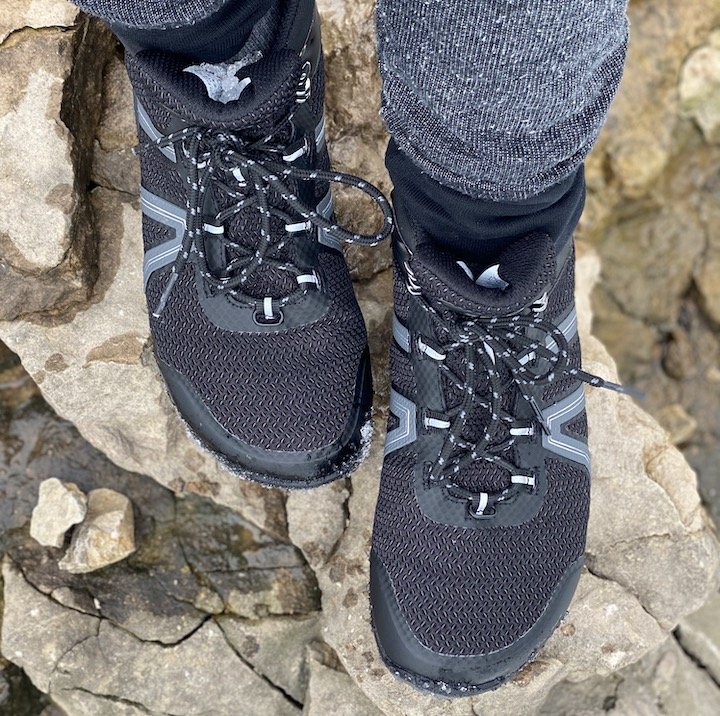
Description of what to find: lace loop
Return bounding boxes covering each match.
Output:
[140,124,393,317]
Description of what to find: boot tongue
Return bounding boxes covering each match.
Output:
[411,232,556,316]
[128,48,305,300]
[413,233,557,498]
[127,47,302,136]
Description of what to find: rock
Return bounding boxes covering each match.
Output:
[645,444,705,532]
[39,706,66,716]
[676,592,720,684]
[91,52,141,195]
[287,481,349,569]
[169,495,320,619]
[0,29,78,307]
[587,427,716,632]
[1,559,99,693]
[2,428,319,646]
[0,15,114,322]
[0,1,78,44]
[0,657,55,715]
[542,572,666,679]
[313,249,719,716]
[0,562,303,716]
[318,0,392,281]
[318,0,385,143]
[332,135,393,281]
[58,488,136,574]
[1,427,320,712]
[656,404,698,445]
[582,0,720,520]
[589,285,659,385]
[598,209,705,326]
[541,637,720,715]
[219,614,321,702]
[695,254,720,325]
[303,656,385,716]
[680,30,720,144]
[29,478,87,548]
[49,619,300,716]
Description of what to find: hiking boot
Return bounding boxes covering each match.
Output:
[128,0,392,488]
[370,198,625,695]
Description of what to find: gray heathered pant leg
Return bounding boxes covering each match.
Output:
[75,0,629,201]
[71,0,226,28]
[377,0,630,201]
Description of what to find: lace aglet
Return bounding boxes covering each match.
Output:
[600,378,646,400]
[152,273,178,319]
[579,370,646,400]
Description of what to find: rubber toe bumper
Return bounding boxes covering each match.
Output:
[156,348,373,489]
[370,551,583,696]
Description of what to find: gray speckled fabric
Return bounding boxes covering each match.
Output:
[71,0,228,27]
[74,0,629,201]
[376,0,629,201]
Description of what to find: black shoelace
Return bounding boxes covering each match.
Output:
[139,122,393,317]
[416,292,638,518]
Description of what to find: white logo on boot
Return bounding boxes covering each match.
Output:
[184,51,263,104]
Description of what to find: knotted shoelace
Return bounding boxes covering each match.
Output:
[416,291,639,518]
[139,123,393,317]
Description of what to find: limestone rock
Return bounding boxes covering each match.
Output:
[1,559,99,693]
[318,0,392,280]
[598,210,705,326]
[676,592,720,684]
[542,572,666,679]
[694,250,720,325]
[29,478,87,548]
[91,52,140,195]
[50,620,300,716]
[584,1,720,524]
[0,1,78,44]
[318,0,384,143]
[218,614,321,702]
[58,488,136,574]
[541,637,720,716]
[1,563,302,716]
[303,657,385,716]
[0,657,54,715]
[1,422,319,712]
[0,15,114,322]
[287,480,350,569]
[656,404,698,445]
[680,30,720,144]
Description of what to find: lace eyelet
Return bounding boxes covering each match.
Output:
[296,61,312,103]
[253,309,284,326]
[467,501,496,520]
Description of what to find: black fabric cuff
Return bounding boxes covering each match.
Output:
[386,139,585,262]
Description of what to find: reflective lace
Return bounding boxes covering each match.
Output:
[416,291,637,518]
[140,121,393,317]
